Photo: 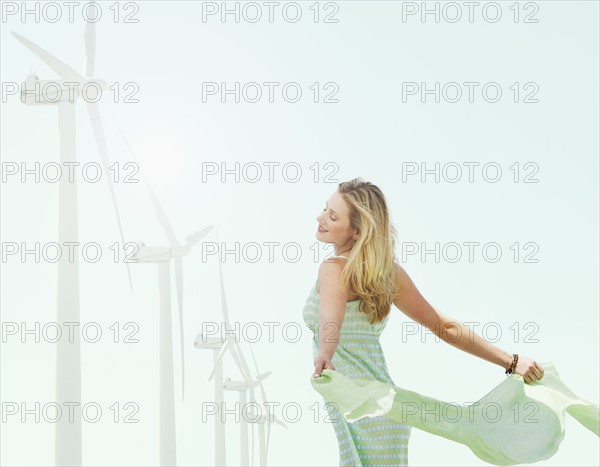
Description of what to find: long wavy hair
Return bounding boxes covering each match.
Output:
[337,178,399,324]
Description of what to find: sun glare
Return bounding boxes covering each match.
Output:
[124,126,188,193]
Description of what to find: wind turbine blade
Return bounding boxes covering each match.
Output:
[216,228,231,324]
[208,338,230,382]
[86,107,133,292]
[185,225,213,247]
[174,255,185,401]
[249,345,270,402]
[215,235,254,383]
[118,130,179,248]
[249,344,272,463]
[228,341,253,385]
[272,416,288,429]
[214,227,256,387]
[251,410,255,466]
[207,337,252,389]
[84,10,96,76]
[266,415,272,462]
[12,31,84,83]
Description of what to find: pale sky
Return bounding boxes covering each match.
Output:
[1,1,598,466]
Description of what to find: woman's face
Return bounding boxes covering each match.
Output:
[315,190,358,247]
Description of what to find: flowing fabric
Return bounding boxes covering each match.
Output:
[311,362,599,465]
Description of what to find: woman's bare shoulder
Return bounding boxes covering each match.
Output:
[318,257,347,283]
[317,257,358,301]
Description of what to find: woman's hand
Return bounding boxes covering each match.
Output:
[513,356,545,383]
[313,354,335,378]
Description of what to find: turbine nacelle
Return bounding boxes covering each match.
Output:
[133,245,172,263]
[19,73,108,105]
[222,371,271,392]
[194,334,224,350]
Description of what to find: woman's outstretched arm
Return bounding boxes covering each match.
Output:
[392,262,544,382]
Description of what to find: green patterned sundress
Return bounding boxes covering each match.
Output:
[303,255,412,466]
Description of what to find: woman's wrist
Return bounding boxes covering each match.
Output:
[317,351,334,361]
[500,350,514,369]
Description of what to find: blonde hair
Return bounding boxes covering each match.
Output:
[337,178,399,324]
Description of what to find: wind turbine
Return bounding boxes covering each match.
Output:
[204,235,287,465]
[12,4,132,465]
[120,130,212,466]
[221,367,273,466]
[248,345,287,466]
[194,334,227,466]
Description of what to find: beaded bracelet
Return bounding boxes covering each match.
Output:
[505,353,519,376]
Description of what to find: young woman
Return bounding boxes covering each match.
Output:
[302,177,545,466]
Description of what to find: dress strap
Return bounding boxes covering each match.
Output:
[329,255,349,260]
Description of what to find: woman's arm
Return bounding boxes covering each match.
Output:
[313,258,348,377]
[392,263,544,381]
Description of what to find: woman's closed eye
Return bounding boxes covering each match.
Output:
[323,208,336,221]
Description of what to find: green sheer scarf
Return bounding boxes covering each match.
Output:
[311,362,599,465]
